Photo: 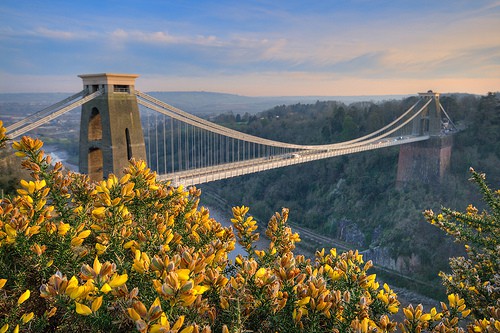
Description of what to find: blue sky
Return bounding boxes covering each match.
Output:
[1,0,499,95]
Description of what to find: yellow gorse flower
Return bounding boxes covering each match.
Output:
[176,269,190,281]
[91,296,103,312]
[4,224,16,238]
[108,273,128,288]
[100,283,112,294]
[58,222,71,236]
[75,302,92,316]
[92,206,106,218]
[17,289,30,305]
[21,312,34,324]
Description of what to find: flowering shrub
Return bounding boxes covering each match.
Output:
[0,121,497,332]
[425,168,500,332]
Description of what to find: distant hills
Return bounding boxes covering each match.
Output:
[0,91,410,117]
[146,91,410,115]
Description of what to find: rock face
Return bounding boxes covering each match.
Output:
[361,247,422,274]
[337,219,366,248]
[335,220,422,275]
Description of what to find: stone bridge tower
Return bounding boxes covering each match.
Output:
[396,91,453,185]
[79,73,147,180]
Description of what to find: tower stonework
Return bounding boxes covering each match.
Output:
[79,73,147,180]
[396,136,453,185]
[397,91,452,185]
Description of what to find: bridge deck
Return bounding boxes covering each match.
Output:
[158,135,429,186]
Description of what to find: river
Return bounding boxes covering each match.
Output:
[44,145,78,171]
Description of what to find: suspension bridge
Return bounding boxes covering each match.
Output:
[5,73,455,186]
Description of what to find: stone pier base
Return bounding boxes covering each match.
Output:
[396,136,453,185]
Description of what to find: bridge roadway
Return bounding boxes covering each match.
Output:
[158,135,429,186]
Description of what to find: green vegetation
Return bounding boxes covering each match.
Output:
[1,92,498,295]
[0,121,499,332]
[204,93,500,290]
[425,168,500,320]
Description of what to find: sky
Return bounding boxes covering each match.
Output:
[0,0,499,96]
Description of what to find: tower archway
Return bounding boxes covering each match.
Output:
[79,73,147,180]
[88,107,102,141]
[88,147,103,180]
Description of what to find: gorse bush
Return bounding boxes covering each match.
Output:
[425,168,500,331]
[0,120,498,332]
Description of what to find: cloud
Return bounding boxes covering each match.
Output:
[431,46,500,78]
[114,30,179,44]
[0,26,97,42]
[34,27,77,40]
[107,28,223,47]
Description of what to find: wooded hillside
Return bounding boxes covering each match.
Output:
[202,93,500,291]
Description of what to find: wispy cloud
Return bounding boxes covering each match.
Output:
[34,27,77,40]
[110,29,183,45]
[0,0,499,94]
[0,26,95,41]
